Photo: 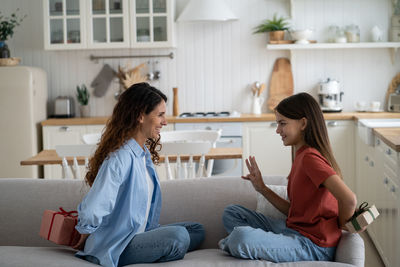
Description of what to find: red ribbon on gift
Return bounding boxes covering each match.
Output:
[47,207,79,246]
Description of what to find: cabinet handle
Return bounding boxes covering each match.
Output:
[205,126,212,130]
[365,156,369,161]
[391,186,396,193]
[384,177,389,184]
[59,126,70,132]
[369,161,374,167]
[376,139,380,145]
[386,149,392,155]
[270,122,277,127]
[327,121,338,127]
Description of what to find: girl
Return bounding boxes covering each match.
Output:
[219,92,358,262]
[73,83,205,267]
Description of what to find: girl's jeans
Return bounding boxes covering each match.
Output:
[219,204,336,263]
[118,221,204,266]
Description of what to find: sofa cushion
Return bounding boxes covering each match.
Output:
[256,185,288,220]
[0,247,354,267]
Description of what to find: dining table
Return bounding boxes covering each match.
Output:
[20,148,243,166]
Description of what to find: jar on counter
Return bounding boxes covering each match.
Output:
[335,28,347,43]
[345,24,360,43]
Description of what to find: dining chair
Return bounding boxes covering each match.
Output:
[82,133,101,145]
[159,129,221,180]
[55,144,96,179]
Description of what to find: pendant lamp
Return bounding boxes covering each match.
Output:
[177,0,238,22]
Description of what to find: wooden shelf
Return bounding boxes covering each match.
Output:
[266,42,400,50]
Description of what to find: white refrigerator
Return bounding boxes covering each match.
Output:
[0,66,48,178]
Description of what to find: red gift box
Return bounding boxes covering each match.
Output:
[39,207,80,246]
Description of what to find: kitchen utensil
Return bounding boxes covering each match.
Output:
[267,58,294,111]
[317,78,343,112]
[54,96,75,118]
[290,29,313,44]
[116,63,148,89]
[173,87,179,116]
[258,83,266,96]
[252,96,264,115]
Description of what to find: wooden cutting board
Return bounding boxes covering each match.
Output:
[267,58,294,111]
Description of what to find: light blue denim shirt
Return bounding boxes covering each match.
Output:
[75,138,162,267]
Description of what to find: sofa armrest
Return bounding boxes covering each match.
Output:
[335,231,365,267]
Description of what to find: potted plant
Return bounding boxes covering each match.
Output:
[76,84,90,117]
[253,14,290,42]
[0,9,26,58]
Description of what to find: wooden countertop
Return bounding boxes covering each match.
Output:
[20,148,243,166]
[41,112,400,126]
[373,128,400,152]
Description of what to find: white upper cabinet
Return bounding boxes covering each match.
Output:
[130,0,175,48]
[43,0,175,50]
[43,0,87,50]
[87,0,130,49]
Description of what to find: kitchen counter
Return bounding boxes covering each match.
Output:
[41,112,400,125]
[41,113,400,152]
[373,128,400,152]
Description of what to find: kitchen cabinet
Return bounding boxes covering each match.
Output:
[355,129,400,267]
[130,0,175,48]
[43,0,87,50]
[86,0,130,49]
[326,120,355,191]
[242,122,292,176]
[43,0,175,50]
[371,137,399,267]
[243,120,355,183]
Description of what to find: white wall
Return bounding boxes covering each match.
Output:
[2,0,399,116]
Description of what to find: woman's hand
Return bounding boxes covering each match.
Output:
[72,234,89,250]
[242,156,267,193]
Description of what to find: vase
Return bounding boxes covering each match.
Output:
[0,41,10,58]
[80,105,90,117]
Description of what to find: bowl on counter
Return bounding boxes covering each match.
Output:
[290,29,313,44]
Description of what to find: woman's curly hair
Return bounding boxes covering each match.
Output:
[85,83,167,187]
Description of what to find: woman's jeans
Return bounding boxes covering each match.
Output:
[118,222,204,266]
[219,204,336,263]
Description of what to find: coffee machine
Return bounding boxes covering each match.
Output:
[317,78,344,112]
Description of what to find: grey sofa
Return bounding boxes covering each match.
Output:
[0,176,364,267]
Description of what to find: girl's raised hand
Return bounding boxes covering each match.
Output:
[242,156,267,193]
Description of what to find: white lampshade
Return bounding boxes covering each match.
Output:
[177,0,238,22]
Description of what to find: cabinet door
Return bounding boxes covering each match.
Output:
[43,0,87,50]
[326,120,355,191]
[43,125,87,179]
[87,0,130,48]
[243,122,291,176]
[130,0,175,48]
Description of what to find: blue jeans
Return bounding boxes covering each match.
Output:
[219,204,336,263]
[118,222,204,266]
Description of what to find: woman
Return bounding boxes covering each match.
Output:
[73,83,205,267]
[219,92,360,262]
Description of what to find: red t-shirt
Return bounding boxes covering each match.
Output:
[286,146,341,247]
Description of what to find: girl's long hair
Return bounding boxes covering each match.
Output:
[275,92,342,179]
[85,82,167,187]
